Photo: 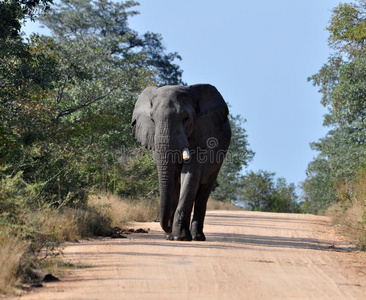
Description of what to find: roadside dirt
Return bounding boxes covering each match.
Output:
[12,211,366,300]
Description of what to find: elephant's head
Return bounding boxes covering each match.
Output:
[131,84,229,233]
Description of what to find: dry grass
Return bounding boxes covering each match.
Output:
[0,231,28,294]
[40,259,78,278]
[88,194,159,226]
[207,198,243,211]
[88,195,240,226]
[327,173,366,250]
[88,195,241,227]
[0,201,114,295]
[26,209,80,244]
[1,194,241,295]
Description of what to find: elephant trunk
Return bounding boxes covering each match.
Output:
[156,157,175,233]
[154,129,178,234]
[154,121,190,233]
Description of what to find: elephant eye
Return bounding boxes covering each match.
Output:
[183,117,191,126]
[149,112,155,123]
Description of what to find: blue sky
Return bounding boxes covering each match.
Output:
[23,0,342,188]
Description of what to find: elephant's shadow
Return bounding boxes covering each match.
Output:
[136,228,356,253]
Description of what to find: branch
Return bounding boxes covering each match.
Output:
[55,88,115,120]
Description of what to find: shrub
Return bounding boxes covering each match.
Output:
[0,170,30,224]
[207,198,243,211]
[327,172,366,250]
[88,194,159,226]
[0,230,28,294]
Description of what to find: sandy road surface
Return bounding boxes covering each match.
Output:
[12,211,366,300]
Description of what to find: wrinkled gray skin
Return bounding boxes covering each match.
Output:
[132,84,231,241]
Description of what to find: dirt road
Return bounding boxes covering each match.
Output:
[13,211,366,300]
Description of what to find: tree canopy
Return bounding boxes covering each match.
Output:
[238,170,299,213]
[303,0,366,213]
[211,114,254,202]
[0,0,184,207]
[1,0,254,209]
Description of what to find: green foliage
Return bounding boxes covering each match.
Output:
[0,1,23,39]
[327,2,366,57]
[0,170,29,224]
[115,149,159,198]
[1,0,185,210]
[39,0,184,86]
[0,0,53,40]
[211,114,255,201]
[240,170,275,211]
[328,171,366,250]
[301,157,338,214]
[274,178,300,213]
[0,0,186,292]
[304,0,366,213]
[238,170,300,213]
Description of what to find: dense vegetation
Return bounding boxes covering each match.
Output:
[303,1,366,248]
[303,0,366,211]
[0,0,258,208]
[237,170,300,213]
[0,0,257,292]
[1,0,184,209]
[0,0,184,292]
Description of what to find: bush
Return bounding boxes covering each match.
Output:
[89,194,159,225]
[114,149,159,198]
[0,191,163,295]
[207,198,243,211]
[0,231,28,294]
[327,172,366,250]
[0,170,30,224]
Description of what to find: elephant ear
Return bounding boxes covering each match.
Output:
[191,84,229,126]
[131,87,157,150]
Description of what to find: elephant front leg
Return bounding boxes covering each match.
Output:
[170,199,195,241]
[170,174,200,241]
[169,218,193,241]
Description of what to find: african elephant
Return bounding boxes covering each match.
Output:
[131,84,231,241]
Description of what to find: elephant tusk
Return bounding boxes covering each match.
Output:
[182,148,191,161]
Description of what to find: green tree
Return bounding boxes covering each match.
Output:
[301,157,337,214]
[211,114,254,201]
[34,0,184,197]
[0,0,185,206]
[40,0,184,86]
[0,0,53,35]
[0,0,57,160]
[273,178,299,213]
[238,170,299,213]
[0,0,78,206]
[327,2,366,57]
[304,0,366,212]
[0,2,61,185]
[240,170,275,211]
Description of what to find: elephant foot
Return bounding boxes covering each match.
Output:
[167,229,192,241]
[173,235,192,241]
[191,222,206,241]
[165,234,192,241]
[192,232,206,241]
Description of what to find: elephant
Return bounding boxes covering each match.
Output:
[131,84,231,241]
